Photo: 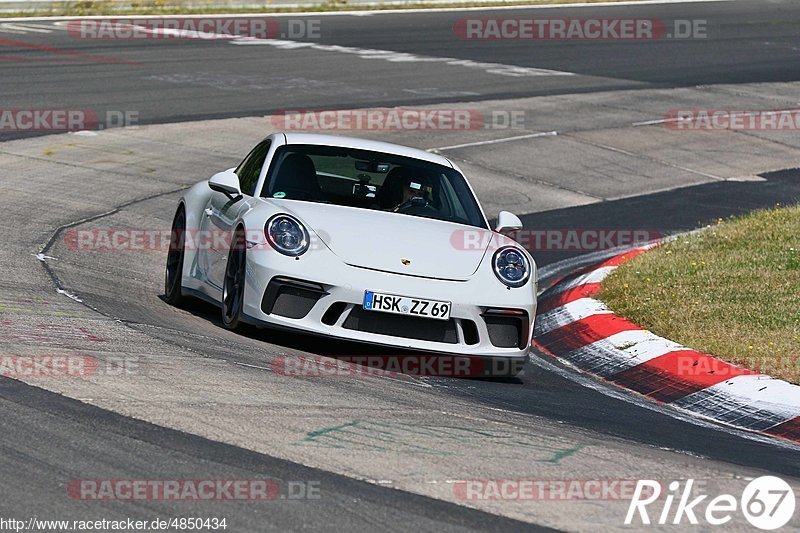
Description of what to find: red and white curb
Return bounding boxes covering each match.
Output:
[533,247,800,444]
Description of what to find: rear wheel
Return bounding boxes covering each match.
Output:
[164,207,186,306]
[222,228,246,330]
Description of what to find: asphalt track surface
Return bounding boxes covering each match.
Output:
[0,0,798,137]
[2,0,800,531]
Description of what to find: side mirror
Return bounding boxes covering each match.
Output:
[495,211,523,233]
[208,169,242,199]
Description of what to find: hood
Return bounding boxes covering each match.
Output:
[276,200,493,280]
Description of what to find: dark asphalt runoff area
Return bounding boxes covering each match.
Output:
[0,0,798,136]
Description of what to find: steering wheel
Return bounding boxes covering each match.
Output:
[394,196,437,215]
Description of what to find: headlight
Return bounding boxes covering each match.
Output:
[493,246,530,288]
[265,214,309,256]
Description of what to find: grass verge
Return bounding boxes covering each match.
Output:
[599,204,800,384]
[1,0,656,18]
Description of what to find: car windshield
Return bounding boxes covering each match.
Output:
[260,144,488,229]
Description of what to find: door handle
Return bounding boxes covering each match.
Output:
[204,208,213,217]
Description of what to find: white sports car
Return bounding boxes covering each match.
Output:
[164,133,537,375]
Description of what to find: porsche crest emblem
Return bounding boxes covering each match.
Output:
[401,258,411,266]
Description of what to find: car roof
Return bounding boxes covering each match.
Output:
[281,132,453,168]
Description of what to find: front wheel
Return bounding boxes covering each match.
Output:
[164,207,186,306]
[222,229,246,330]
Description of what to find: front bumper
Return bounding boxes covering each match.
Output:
[241,245,537,359]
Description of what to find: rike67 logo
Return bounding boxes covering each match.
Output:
[626,477,796,529]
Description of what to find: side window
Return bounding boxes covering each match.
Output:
[236,140,272,196]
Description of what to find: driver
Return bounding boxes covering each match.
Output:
[393,176,431,212]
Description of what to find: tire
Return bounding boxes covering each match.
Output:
[222,228,247,330]
[164,206,186,306]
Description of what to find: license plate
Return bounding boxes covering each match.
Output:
[363,291,451,321]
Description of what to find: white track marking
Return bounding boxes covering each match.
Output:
[231,38,575,77]
[632,117,681,126]
[534,297,612,335]
[55,288,83,303]
[0,24,26,34]
[0,23,50,33]
[429,131,557,152]
[111,23,574,78]
[676,375,800,420]
[563,329,686,376]
[601,329,686,361]
[0,22,55,33]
